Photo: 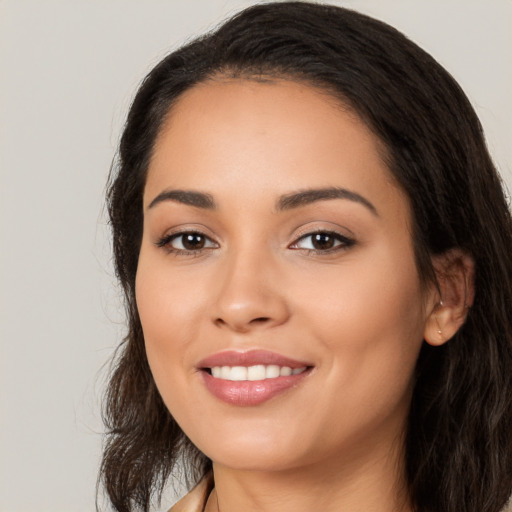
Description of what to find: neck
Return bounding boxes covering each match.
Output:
[207,437,412,512]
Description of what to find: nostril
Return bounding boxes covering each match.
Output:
[251,317,270,323]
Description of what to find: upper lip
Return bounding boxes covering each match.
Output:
[197,349,312,369]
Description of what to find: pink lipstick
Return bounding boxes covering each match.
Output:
[197,350,312,406]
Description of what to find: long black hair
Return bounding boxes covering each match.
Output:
[101,3,512,511]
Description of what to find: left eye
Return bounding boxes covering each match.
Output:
[291,231,354,251]
[158,232,217,252]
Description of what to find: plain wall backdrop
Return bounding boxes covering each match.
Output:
[1,1,510,511]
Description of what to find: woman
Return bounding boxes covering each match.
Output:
[100,2,512,512]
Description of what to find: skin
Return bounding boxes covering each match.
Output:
[136,79,444,512]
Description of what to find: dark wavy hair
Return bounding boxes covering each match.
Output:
[100,2,512,511]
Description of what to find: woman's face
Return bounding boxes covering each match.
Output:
[136,79,436,472]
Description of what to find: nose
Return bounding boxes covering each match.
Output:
[211,250,290,333]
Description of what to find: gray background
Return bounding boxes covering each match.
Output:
[1,1,511,510]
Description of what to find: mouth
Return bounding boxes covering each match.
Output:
[197,350,313,406]
[207,364,308,381]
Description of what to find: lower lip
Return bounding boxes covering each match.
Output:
[201,370,310,406]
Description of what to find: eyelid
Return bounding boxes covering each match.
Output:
[289,226,356,253]
[292,219,355,238]
[158,231,217,247]
[155,227,220,255]
[153,223,218,244]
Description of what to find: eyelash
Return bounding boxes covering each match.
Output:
[156,231,218,256]
[290,230,355,254]
[155,229,355,256]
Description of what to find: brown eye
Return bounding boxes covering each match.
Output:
[311,233,336,250]
[157,231,218,253]
[290,230,355,253]
[181,233,206,250]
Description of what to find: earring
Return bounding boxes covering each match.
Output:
[436,300,444,337]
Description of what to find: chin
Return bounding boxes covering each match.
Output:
[192,425,308,472]
[210,448,303,473]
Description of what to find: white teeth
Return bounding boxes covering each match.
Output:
[221,366,231,379]
[247,365,266,381]
[280,366,292,376]
[209,365,307,381]
[266,364,280,378]
[230,366,247,381]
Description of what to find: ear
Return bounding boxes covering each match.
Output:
[423,249,475,346]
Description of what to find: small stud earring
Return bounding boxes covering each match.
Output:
[436,300,443,338]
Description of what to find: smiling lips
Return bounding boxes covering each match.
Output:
[198,350,312,406]
[212,364,307,380]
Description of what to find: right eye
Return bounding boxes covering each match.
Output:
[157,231,218,254]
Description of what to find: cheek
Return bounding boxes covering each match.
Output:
[302,245,425,396]
[307,244,423,327]
[135,255,201,378]
[136,247,209,332]
[135,262,208,428]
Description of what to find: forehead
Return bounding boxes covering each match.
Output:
[145,78,407,220]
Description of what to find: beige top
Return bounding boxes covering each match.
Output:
[169,475,512,512]
[169,474,214,512]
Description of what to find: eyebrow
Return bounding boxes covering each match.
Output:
[147,186,378,216]
[276,187,378,216]
[148,189,216,210]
